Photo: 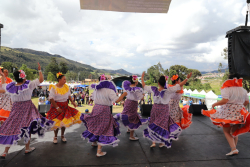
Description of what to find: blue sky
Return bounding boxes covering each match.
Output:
[0,0,248,73]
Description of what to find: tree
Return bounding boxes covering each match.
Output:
[59,62,68,74]
[146,62,165,83]
[1,62,18,73]
[44,58,60,79]
[65,71,77,81]
[47,72,56,81]
[221,47,228,60]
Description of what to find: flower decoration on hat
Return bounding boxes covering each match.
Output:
[100,74,106,81]
[56,72,63,78]
[171,74,179,81]
[132,75,138,82]
[0,66,3,69]
[165,76,169,81]
[19,70,26,79]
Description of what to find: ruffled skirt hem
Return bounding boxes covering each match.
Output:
[51,112,82,130]
[0,117,54,146]
[143,123,182,148]
[114,113,148,130]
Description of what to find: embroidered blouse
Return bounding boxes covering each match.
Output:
[122,80,144,101]
[3,79,41,102]
[144,84,181,104]
[48,84,71,102]
[168,84,184,100]
[90,81,119,106]
[220,78,248,104]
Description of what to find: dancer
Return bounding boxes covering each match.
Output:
[81,74,125,157]
[0,63,54,159]
[0,68,13,124]
[114,75,148,140]
[202,74,249,156]
[46,72,82,144]
[168,74,192,130]
[142,72,192,148]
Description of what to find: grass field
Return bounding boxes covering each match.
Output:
[206,78,222,95]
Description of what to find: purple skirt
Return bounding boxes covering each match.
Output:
[0,100,54,146]
[81,104,120,147]
[143,104,182,148]
[114,99,148,130]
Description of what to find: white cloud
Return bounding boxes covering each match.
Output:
[0,0,247,73]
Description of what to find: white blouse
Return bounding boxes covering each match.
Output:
[125,89,144,101]
[92,88,119,106]
[3,79,41,102]
[48,86,71,102]
[144,85,181,104]
[221,87,248,104]
[170,92,183,100]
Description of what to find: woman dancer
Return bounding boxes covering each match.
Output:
[81,74,125,157]
[0,63,54,158]
[168,74,192,130]
[0,69,13,124]
[202,74,249,156]
[114,75,148,140]
[46,72,82,144]
[142,72,192,148]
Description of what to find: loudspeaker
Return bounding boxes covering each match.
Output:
[141,104,152,116]
[189,104,207,116]
[226,26,250,79]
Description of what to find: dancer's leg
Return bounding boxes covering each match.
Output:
[223,127,237,151]
[231,125,239,146]
[61,127,66,141]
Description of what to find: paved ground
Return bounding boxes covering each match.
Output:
[1,115,250,167]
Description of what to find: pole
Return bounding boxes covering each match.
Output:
[0,24,3,58]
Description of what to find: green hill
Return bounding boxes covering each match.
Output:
[0,46,132,76]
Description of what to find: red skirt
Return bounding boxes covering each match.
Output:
[46,101,81,130]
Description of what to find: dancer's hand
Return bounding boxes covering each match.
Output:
[142,71,145,78]
[0,70,4,76]
[72,102,77,108]
[187,72,192,79]
[38,63,41,71]
[212,104,216,109]
[57,108,62,113]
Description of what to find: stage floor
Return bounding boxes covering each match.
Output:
[1,115,250,167]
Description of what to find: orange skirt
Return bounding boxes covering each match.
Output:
[202,104,249,129]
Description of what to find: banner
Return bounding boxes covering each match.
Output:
[80,0,172,13]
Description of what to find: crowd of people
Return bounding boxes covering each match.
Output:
[0,63,249,159]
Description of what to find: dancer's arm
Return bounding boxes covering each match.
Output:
[115,92,127,103]
[212,98,229,109]
[244,100,249,107]
[37,63,44,83]
[0,71,6,84]
[141,71,146,88]
[68,95,77,108]
[50,99,62,113]
[179,73,192,87]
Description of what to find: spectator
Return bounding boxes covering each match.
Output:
[183,99,187,106]
[148,98,152,104]
[86,93,89,104]
[199,99,202,105]
[89,94,94,106]
[81,92,85,105]
[188,98,193,105]
[45,98,51,105]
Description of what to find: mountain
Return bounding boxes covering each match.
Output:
[0,46,133,76]
[201,68,228,75]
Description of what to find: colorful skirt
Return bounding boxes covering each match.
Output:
[81,104,120,147]
[143,104,182,148]
[46,101,81,130]
[0,100,54,146]
[202,104,249,128]
[0,93,12,121]
[169,99,192,130]
[114,99,148,130]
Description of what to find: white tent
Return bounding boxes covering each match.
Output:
[39,82,52,87]
[186,89,192,93]
[192,89,199,94]
[183,88,188,92]
[205,90,218,109]
[199,90,207,96]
